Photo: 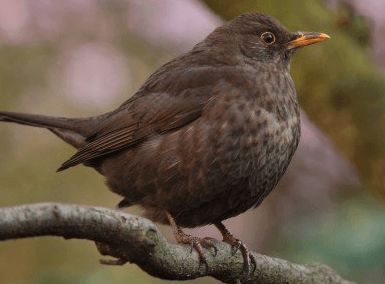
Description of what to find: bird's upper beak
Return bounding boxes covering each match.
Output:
[287,32,330,50]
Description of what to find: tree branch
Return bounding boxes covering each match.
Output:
[0,203,354,284]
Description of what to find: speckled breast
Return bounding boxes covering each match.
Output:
[174,74,300,227]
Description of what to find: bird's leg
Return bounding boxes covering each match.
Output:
[214,222,256,275]
[165,211,217,268]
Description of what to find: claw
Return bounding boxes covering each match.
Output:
[100,258,127,266]
[177,235,215,271]
[202,237,219,257]
[166,211,218,271]
[231,239,242,256]
[234,241,255,275]
[192,240,208,268]
[239,243,251,274]
[189,241,195,253]
[215,222,256,277]
[183,236,218,270]
[250,254,257,274]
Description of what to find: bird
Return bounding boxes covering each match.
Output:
[0,12,329,273]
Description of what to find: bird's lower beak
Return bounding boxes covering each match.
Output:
[287,32,330,50]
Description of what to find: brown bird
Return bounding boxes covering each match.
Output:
[0,13,329,272]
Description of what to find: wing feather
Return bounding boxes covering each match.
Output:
[57,96,204,171]
[57,65,230,171]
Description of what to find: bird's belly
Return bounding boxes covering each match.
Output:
[173,118,299,227]
[101,106,299,227]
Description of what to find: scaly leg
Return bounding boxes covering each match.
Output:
[166,211,217,268]
[215,222,256,275]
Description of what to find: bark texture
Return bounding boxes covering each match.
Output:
[0,203,355,284]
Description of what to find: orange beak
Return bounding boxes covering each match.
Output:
[287,32,330,49]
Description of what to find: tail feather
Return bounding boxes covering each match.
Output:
[0,111,97,148]
[0,110,113,169]
[0,111,85,132]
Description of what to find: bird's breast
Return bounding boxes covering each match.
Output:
[203,84,300,200]
[168,95,300,226]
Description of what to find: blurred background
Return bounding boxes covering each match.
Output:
[0,0,384,283]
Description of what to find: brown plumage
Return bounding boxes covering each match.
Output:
[0,13,329,272]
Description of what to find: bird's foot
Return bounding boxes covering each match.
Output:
[165,211,217,269]
[222,234,256,275]
[175,231,218,267]
[215,223,256,276]
[95,242,129,266]
[100,257,128,266]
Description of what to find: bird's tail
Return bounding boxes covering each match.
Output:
[0,111,96,148]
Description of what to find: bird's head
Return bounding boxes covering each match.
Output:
[208,13,330,68]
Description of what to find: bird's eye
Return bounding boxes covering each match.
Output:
[261,32,276,45]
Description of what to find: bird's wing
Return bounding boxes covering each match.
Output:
[57,66,220,171]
